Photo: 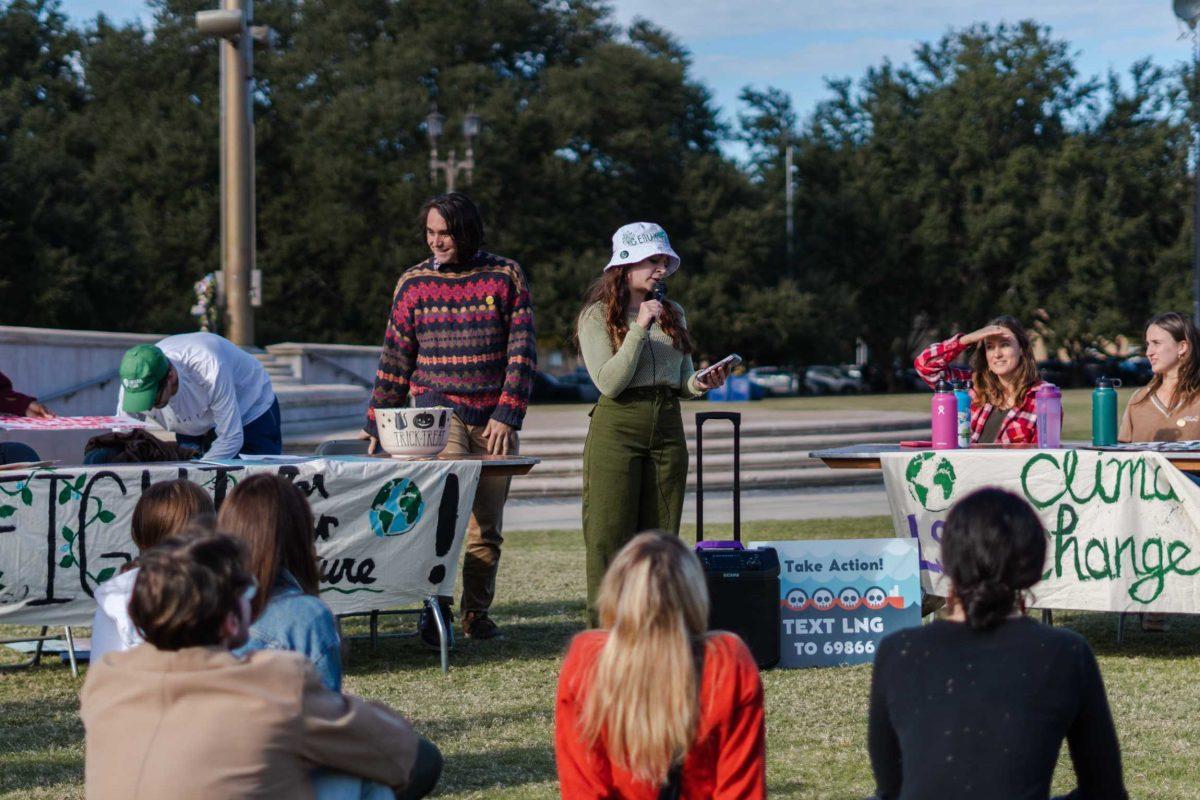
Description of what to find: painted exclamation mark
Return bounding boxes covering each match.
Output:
[427,474,459,585]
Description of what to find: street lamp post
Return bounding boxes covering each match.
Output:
[427,107,481,192]
[196,2,274,346]
[1173,1,1200,324]
[785,142,796,266]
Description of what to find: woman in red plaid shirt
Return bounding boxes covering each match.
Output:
[914,316,1051,445]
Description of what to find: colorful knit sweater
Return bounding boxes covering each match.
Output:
[366,251,537,433]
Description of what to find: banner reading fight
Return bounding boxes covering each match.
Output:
[881,449,1200,613]
[0,457,481,626]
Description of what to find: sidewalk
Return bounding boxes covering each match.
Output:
[505,485,891,531]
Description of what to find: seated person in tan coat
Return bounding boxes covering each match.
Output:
[80,533,442,800]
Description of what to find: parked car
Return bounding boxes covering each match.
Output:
[893,367,931,393]
[1038,359,1075,389]
[1118,356,1152,386]
[746,366,802,397]
[804,365,866,395]
[531,371,597,403]
[554,367,601,402]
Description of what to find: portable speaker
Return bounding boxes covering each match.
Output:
[697,547,781,669]
[694,412,781,669]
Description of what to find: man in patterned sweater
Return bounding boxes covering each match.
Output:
[365,193,536,641]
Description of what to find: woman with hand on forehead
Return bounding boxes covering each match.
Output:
[575,222,731,625]
[914,315,1050,444]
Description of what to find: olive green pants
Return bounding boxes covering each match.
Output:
[582,387,689,625]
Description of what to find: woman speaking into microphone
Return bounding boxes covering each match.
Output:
[575,222,731,625]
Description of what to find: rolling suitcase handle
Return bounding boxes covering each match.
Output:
[695,411,741,542]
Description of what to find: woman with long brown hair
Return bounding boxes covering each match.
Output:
[575,222,730,625]
[555,533,765,799]
[218,473,341,691]
[1117,312,1200,632]
[914,315,1049,444]
[1119,311,1200,442]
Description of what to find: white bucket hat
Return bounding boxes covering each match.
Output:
[604,222,681,276]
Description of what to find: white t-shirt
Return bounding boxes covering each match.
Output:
[117,333,276,459]
[90,567,142,662]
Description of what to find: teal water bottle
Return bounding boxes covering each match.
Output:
[951,379,971,448]
[1092,376,1121,446]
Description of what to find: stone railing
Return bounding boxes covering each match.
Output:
[0,326,164,416]
[266,342,380,388]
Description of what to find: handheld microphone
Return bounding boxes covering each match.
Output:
[651,280,667,303]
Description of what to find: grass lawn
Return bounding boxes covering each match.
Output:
[3,516,1197,799]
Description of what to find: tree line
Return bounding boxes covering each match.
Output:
[0,1,1193,383]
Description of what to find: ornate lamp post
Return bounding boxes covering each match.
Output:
[195,2,274,346]
[427,106,481,192]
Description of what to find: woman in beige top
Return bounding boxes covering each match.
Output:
[1119,312,1200,443]
[1118,311,1200,632]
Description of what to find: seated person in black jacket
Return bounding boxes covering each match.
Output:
[868,487,1128,800]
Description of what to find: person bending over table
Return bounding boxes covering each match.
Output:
[575,222,730,626]
[868,488,1128,800]
[914,315,1050,444]
[0,368,54,464]
[113,332,281,460]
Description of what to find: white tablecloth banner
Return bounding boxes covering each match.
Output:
[0,457,481,626]
[881,449,1200,613]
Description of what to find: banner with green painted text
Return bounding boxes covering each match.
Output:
[0,457,481,626]
[881,450,1200,613]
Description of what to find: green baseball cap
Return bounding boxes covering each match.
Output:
[119,345,170,414]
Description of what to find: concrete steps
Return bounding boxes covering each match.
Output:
[280,405,921,495]
[509,414,921,498]
[274,384,370,435]
[514,466,883,498]
[528,427,926,461]
[253,351,301,386]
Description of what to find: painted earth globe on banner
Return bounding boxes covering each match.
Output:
[904,451,957,512]
[369,478,425,537]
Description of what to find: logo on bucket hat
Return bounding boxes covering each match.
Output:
[605,222,681,276]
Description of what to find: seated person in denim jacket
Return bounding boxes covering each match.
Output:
[218,473,341,689]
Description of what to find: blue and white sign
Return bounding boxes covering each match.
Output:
[750,538,922,668]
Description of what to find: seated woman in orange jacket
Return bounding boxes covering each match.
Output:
[554,533,765,800]
[914,315,1050,444]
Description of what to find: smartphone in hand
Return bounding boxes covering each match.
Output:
[696,353,742,382]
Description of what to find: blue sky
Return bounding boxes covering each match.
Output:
[57,0,1191,132]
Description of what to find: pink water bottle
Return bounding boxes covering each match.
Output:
[931,380,958,450]
[1035,383,1062,449]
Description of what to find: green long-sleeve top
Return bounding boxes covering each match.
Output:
[578,302,705,399]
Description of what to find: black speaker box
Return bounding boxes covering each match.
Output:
[697,547,781,669]
[694,411,781,669]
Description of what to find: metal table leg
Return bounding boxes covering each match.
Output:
[427,594,450,674]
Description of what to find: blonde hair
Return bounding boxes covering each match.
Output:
[579,532,710,785]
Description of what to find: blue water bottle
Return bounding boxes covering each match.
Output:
[952,379,971,449]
